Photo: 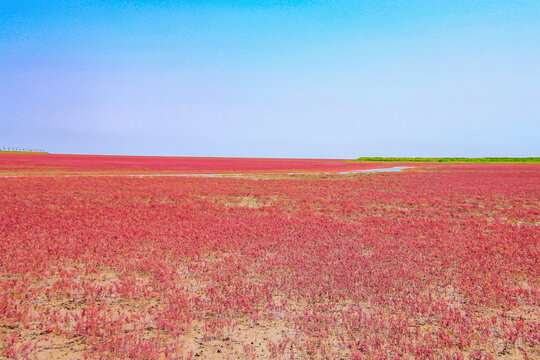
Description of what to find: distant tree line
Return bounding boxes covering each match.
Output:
[1,146,48,153]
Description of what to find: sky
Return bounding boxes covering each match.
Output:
[1,1,539,158]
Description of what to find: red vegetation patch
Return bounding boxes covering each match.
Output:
[0,153,406,175]
[0,164,539,359]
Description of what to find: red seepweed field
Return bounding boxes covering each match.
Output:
[0,153,403,175]
[0,154,538,359]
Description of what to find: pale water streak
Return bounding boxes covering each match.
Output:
[1,166,414,178]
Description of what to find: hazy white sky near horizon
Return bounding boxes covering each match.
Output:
[1,1,539,158]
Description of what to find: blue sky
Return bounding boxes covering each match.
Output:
[1,1,539,158]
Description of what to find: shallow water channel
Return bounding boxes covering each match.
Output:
[131,166,414,178]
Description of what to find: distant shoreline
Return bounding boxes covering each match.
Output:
[1,152,538,163]
[0,151,48,154]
